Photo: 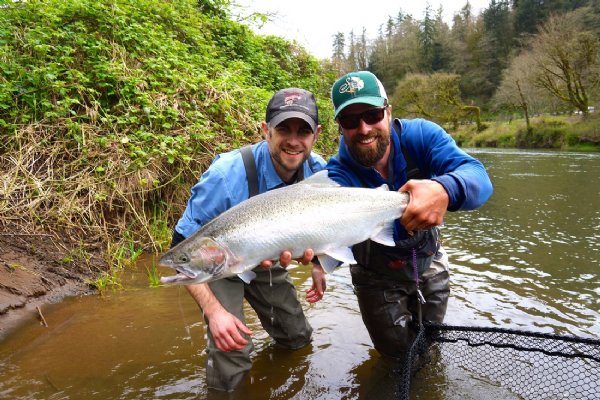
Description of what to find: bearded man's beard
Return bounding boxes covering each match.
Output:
[347,129,390,167]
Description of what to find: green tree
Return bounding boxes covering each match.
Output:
[370,11,410,92]
[419,4,436,71]
[448,3,487,103]
[356,28,369,70]
[494,51,540,131]
[476,0,513,102]
[391,72,483,130]
[512,0,593,39]
[430,6,452,71]
[332,32,346,74]
[347,30,357,71]
[387,14,422,92]
[528,9,600,115]
[369,26,389,84]
[512,0,548,38]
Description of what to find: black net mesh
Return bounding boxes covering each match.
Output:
[394,322,600,400]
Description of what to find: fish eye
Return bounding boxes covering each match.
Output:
[178,254,190,263]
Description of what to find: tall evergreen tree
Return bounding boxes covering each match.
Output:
[332,32,346,74]
[512,0,593,39]
[347,30,357,71]
[512,0,546,38]
[389,15,422,92]
[431,6,452,71]
[356,27,369,70]
[477,0,513,101]
[369,26,389,84]
[419,4,436,71]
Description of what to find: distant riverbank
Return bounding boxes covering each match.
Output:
[451,113,600,151]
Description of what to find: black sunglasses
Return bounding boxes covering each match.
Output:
[337,107,387,130]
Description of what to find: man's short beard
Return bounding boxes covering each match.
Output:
[347,129,390,167]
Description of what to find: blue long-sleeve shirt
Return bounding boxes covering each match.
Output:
[326,118,493,240]
[175,140,326,238]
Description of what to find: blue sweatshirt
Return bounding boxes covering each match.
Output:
[326,118,493,240]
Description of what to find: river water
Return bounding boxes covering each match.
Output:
[0,149,598,399]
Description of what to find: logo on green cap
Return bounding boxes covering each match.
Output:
[339,76,365,94]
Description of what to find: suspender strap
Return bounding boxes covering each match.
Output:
[240,145,259,198]
[393,119,422,180]
[297,163,305,182]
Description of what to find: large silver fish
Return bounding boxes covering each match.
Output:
[159,170,409,285]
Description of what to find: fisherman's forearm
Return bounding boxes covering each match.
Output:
[185,283,224,318]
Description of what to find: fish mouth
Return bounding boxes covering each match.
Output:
[159,270,212,285]
[157,259,210,285]
[159,273,190,284]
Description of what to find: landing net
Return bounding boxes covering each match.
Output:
[395,323,600,400]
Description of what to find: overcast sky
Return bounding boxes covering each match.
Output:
[233,0,490,59]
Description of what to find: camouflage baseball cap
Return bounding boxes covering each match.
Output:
[331,71,388,118]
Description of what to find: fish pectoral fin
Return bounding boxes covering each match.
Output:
[370,220,396,247]
[318,247,356,273]
[316,255,340,274]
[227,255,245,274]
[237,270,256,284]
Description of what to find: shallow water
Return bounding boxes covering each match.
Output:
[0,149,598,399]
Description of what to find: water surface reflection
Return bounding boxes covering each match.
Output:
[0,149,598,399]
[443,149,599,337]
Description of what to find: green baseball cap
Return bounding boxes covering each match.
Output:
[331,71,388,118]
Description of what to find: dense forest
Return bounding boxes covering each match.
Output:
[331,0,600,122]
[0,0,599,283]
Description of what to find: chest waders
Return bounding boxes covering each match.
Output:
[348,119,446,360]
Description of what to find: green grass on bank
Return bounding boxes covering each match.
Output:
[451,113,600,151]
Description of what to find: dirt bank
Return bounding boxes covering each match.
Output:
[0,231,101,339]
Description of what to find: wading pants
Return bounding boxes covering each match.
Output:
[351,246,450,359]
[205,265,312,391]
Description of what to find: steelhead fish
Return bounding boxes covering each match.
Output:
[159,170,409,285]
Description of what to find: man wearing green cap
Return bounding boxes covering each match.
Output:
[326,71,493,359]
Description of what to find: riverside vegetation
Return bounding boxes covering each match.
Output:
[0,0,339,297]
[0,0,598,307]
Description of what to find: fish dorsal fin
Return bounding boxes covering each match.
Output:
[300,170,340,187]
[317,247,357,273]
[376,183,390,191]
[370,220,396,247]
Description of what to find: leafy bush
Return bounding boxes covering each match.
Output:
[0,0,337,264]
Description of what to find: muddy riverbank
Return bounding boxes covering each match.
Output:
[0,230,100,338]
